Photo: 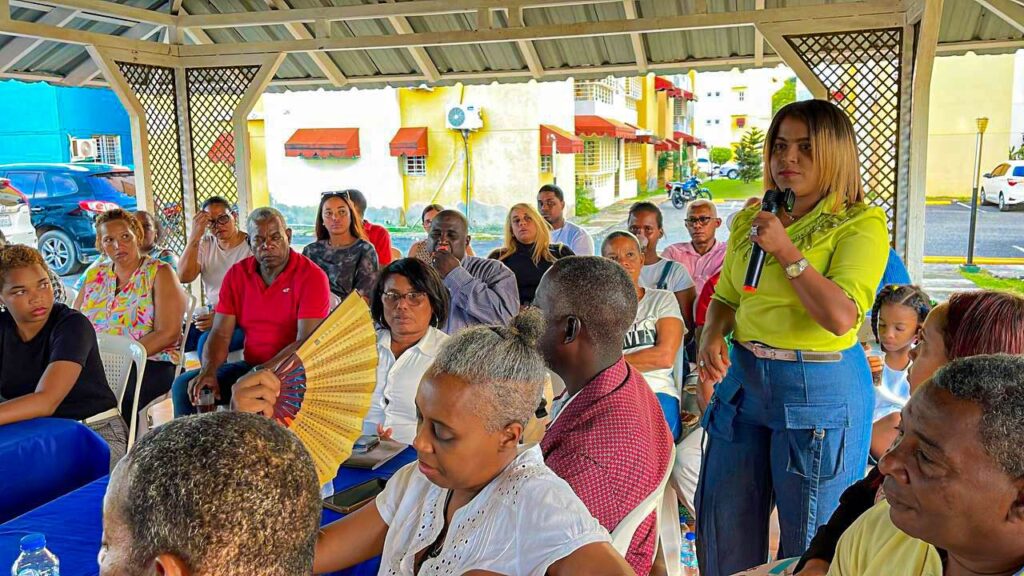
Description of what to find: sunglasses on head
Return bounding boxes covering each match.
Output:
[322,191,350,200]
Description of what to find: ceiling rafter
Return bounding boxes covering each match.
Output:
[265,0,347,87]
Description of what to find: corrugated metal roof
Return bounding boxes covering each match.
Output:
[0,0,1021,90]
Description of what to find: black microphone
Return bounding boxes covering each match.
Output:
[743,188,796,293]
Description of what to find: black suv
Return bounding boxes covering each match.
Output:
[0,163,138,275]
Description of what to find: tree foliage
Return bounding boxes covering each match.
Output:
[733,127,766,183]
[772,77,797,117]
[710,147,733,166]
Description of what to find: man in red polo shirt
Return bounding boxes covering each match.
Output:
[346,189,393,266]
[171,206,331,416]
[535,256,674,576]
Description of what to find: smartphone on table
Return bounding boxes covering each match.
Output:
[322,478,386,514]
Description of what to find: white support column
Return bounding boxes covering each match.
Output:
[86,46,155,211]
[905,0,943,283]
[231,53,285,216]
[174,66,197,231]
[758,23,828,99]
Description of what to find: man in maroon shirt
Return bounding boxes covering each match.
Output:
[535,256,674,576]
[346,189,393,266]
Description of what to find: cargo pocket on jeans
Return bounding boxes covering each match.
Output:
[701,380,740,443]
[784,403,848,480]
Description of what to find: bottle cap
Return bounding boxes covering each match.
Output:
[19,533,45,552]
[685,532,696,541]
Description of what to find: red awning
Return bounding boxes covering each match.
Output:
[682,89,696,101]
[285,128,360,159]
[389,127,428,157]
[655,138,680,152]
[575,115,636,139]
[674,131,699,145]
[207,132,234,164]
[540,124,584,154]
[654,76,683,98]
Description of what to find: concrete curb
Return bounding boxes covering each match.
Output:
[924,256,1024,265]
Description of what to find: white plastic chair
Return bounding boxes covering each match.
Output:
[96,333,148,449]
[610,445,681,576]
[176,292,198,378]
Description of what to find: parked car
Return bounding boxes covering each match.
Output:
[696,158,716,177]
[0,163,137,274]
[717,162,740,179]
[981,161,1024,212]
[0,177,37,247]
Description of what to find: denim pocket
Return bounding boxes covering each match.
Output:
[702,380,740,442]
[784,403,849,480]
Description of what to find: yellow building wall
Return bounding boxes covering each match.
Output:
[248,117,269,209]
[638,75,658,191]
[926,53,1015,197]
[397,81,575,226]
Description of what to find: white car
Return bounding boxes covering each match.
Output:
[0,178,37,246]
[717,162,740,180]
[980,161,1024,211]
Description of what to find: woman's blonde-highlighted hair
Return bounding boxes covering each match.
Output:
[496,203,557,265]
[764,100,865,214]
[94,208,144,253]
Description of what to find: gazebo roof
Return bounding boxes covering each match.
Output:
[0,0,1021,91]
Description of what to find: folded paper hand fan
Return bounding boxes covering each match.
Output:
[272,292,378,484]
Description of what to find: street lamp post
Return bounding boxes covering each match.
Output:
[963,117,988,273]
[549,133,558,186]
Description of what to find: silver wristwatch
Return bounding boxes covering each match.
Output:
[784,257,810,280]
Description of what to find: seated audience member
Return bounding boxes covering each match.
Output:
[363,258,450,445]
[867,285,931,460]
[346,189,393,267]
[409,205,475,262]
[0,245,126,466]
[535,256,674,576]
[795,290,1024,576]
[98,411,321,576]
[74,210,178,292]
[171,207,330,417]
[538,184,595,256]
[427,209,518,333]
[303,191,378,302]
[75,209,185,430]
[628,202,696,330]
[827,354,1024,576]
[661,199,727,299]
[0,230,67,304]
[233,311,635,576]
[489,203,574,307]
[602,231,685,439]
[178,196,251,355]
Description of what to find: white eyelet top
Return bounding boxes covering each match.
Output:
[375,445,610,575]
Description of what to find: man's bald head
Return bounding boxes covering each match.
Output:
[428,209,471,260]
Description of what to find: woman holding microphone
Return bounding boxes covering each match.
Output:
[695,100,889,576]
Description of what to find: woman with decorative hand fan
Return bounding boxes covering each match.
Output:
[236,311,635,575]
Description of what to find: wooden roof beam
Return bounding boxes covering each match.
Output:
[29,0,175,26]
[622,0,647,74]
[387,11,439,84]
[62,18,162,85]
[0,6,76,72]
[266,0,347,87]
[974,0,1024,35]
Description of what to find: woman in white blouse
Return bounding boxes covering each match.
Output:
[364,258,450,444]
[312,310,635,575]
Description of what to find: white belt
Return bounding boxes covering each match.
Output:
[82,408,120,425]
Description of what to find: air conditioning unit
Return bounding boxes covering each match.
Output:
[70,137,98,161]
[446,104,484,131]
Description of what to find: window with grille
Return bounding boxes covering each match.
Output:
[404,155,426,176]
[624,143,642,171]
[94,135,122,165]
[574,78,615,105]
[540,155,552,173]
[624,77,642,109]
[738,91,746,102]
[576,139,616,174]
[575,173,613,195]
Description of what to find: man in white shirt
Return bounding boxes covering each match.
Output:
[538,184,595,256]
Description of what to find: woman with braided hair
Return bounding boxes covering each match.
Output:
[868,284,932,460]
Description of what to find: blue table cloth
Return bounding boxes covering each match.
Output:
[0,448,418,576]
[0,418,110,524]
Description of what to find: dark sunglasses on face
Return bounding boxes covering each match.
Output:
[208,214,232,227]
[685,216,715,226]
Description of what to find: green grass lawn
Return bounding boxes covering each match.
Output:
[960,269,1024,296]
[704,178,765,201]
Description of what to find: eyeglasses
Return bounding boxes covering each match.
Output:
[207,214,232,227]
[684,216,715,226]
[322,191,350,200]
[381,291,427,306]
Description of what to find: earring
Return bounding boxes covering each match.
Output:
[0,304,6,312]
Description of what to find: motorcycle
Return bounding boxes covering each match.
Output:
[666,176,713,210]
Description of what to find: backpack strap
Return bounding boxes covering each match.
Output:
[656,260,677,290]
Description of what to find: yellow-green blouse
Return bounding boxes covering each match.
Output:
[712,199,889,352]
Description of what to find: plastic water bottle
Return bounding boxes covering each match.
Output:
[680,530,698,575]
[11,533,59,576]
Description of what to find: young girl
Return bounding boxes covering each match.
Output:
[868,284,931,460]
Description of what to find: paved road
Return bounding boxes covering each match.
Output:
[594,198,1024,259]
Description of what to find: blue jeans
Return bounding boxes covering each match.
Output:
[656,392,682,442]
[171,361,252,418]
[695,342,873,576]
[196,327,246,358]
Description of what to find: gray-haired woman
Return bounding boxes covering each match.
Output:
[232,310,636,576]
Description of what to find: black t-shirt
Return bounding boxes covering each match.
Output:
[0,303,116,420]
[489,242,575,306]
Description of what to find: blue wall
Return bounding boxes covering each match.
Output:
[0,80,133,167]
